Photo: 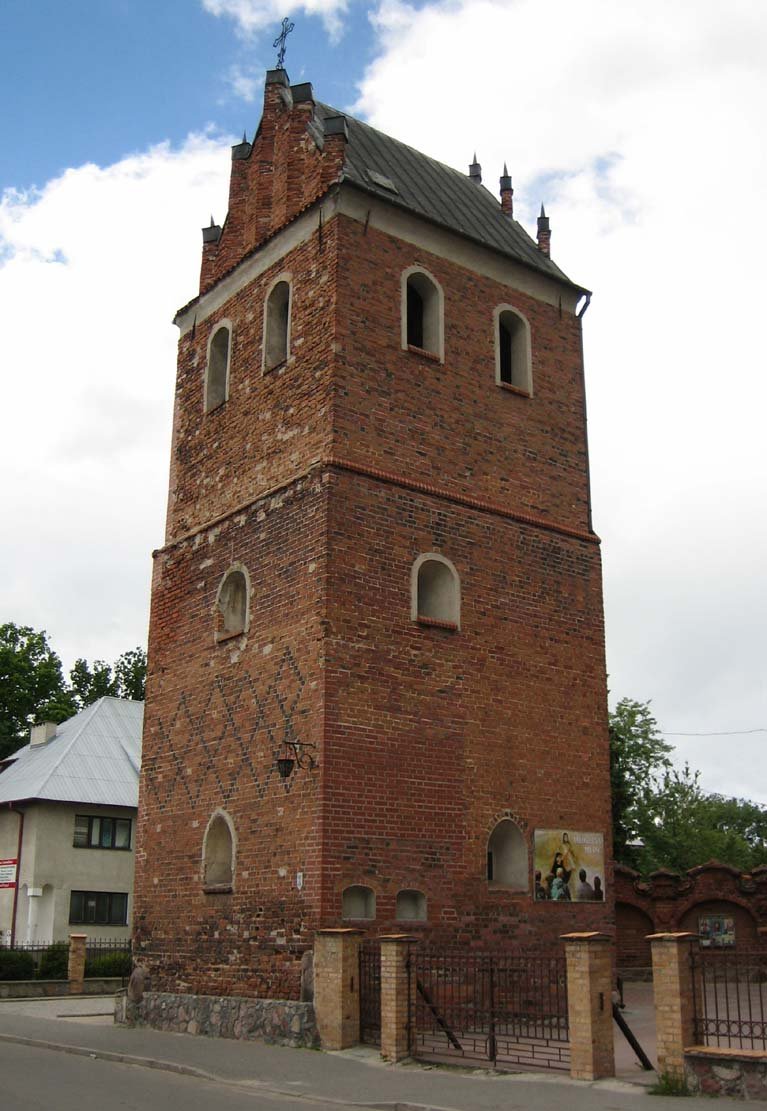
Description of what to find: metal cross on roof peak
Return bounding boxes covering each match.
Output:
[273,17,295,69]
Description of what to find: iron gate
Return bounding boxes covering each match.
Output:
[359,940,381,1046]
[409,947,570,1071]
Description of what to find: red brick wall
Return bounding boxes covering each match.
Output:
[167,226,337,541]
[134,475,328,997]
[615,863,767,970]
[135,75,615,997]
[320,467,612,944]
[333,216,592,534]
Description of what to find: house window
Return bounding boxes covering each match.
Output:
[411,553,460,629]
[73,815,132,850]
[402,268,443,360]
[263,278,291,371]
[341,885,375,920]
[69,891,128,926]
[205,322,231,411]
[203,811,235,889]
[487,819,528,890]
[495,305,532,394]
[396,889,427,922]
[215,565,249,641]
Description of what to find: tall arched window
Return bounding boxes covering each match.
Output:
[341,885,375,920]
[205,322,232,412]
[411,553,460,629]
[263,278,291,371]
[494,305,532,394]
[487,819,528,890]
[215,565,250,641]
[402,268,444,360]
[203,811,235,889]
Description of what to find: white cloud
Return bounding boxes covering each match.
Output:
[225,63,264,103]
[357,0,767,801]
[0,134,231,674]
[202,0,349,41]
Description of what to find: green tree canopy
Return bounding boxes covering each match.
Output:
[610,697,767,875]
[609,697,672,867]
[0,624,75,760]
[0,623,146,761]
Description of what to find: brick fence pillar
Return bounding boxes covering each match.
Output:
[649,932,697,1080]
[313,928,362,1050]
[68,933,87,993]
[562,932,615,1080]
[380,934,417,1062]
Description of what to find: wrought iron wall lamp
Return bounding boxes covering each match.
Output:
[277,738,318,779]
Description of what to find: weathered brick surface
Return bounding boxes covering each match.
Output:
[616,863,767,971]
[333,216,592,533]
[134,72,614,1000]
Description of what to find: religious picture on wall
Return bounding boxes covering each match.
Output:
[699,915,736,947]
[533,830,605,902]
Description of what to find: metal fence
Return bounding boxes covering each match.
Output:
[410,947,570,1071]
[691,946,767,1050]
[359,940,381,1046]
[0,938,132,981]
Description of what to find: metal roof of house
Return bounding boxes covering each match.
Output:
[316,102,581,290]
[0,697,142,808]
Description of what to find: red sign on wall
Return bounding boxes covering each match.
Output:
[0,859,18,889]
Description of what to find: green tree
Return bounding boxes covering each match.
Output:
[113,647,146,701]
[0,624,75,760]
[0,624,147,761]
[635,767,767,874]
[69,657,117,706]
[609,698,672,867]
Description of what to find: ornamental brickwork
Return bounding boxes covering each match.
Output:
[133,68,613,999]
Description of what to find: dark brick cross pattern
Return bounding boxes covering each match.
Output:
[143,646,308,810]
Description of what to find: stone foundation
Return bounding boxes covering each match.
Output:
[115,990,318,1048]
[685,1047,767,1100]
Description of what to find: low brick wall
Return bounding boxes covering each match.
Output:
[685,1047,767,1099]
[116,990,318,1049]
[0,977,123,1000]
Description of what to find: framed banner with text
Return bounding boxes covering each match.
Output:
[534,830,605,902]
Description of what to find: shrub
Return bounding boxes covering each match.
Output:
[0,950,35,981]
[85,952,132,978]
[38,943,68,980]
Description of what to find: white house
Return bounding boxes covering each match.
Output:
[0,697,142,944]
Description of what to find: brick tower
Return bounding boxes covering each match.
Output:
[134,70,613,999]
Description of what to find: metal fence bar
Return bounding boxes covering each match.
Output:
[692,946,767,1051]
[409,947,570,1072]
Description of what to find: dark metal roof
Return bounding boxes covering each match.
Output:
[316,102,581,291]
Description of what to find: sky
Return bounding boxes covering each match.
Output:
[2,0,765,806]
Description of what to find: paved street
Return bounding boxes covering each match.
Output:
[0,991,717,1111]
[0,1040,348,1111]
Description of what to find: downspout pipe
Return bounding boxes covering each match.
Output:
[9,804,24,947]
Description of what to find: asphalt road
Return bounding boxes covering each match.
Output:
[0,1040,356,1111]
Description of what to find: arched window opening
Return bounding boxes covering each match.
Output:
[404,270,442,358]
[205,324,231,412]
[407,282,424,347]
[495,307,532,394]
[413,554,460,628]
[203,813,234,889]
[264,280,290,371]
[396,890,427,922]
[216,567,249,640]
[487,819,528,890]
[341,885,375,920]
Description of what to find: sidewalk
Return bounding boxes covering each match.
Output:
[0,993,686,1111]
